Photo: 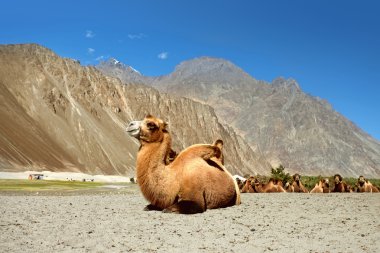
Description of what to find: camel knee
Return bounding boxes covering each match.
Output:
[163,201,205,214]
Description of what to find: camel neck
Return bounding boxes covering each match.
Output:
[137,132,172,175]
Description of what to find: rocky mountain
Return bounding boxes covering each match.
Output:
[99,57,380,177]
[0,44,269,176]
[97,58,153,84]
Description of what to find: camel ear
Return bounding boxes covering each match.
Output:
[213,139,223,150]
[162,121,168,131]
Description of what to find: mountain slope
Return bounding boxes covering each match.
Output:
[0,44,269,175]
[99,57,380,177]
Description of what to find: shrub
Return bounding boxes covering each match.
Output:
[270,165,291,184]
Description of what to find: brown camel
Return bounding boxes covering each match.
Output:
[310,178,330,193]
[291,174,308,193]
[284,182,294,192]
[261,178,287,193]
[357,176,379,193]
[235,177,246,191]
[241,176,257,193]
[126,115,240,214]
[244,177,286,193]
[345,184,354,193]
[332,174,349,193]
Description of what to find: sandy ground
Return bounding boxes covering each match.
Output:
[1,187,379,253]
[0,171,132,182]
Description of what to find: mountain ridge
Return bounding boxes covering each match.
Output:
[0,44,270,176]
[98,55,380,177]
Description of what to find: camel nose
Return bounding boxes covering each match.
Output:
[126,120,141,137]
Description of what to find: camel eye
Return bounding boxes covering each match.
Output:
[147,122,157,130]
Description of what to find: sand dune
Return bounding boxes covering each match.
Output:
[1,188,379,253]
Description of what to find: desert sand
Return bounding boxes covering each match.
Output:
[1,186,379,253]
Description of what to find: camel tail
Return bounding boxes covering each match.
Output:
[210,158,241,205]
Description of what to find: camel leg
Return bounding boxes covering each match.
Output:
[163,200,205,214]
[143,204,163,211]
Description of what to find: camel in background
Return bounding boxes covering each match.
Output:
[291,173,308,193]
[310,178,330,193]
[357,176,379,193]
[332,174,349,192]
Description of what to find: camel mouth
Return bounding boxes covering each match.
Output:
[126,121,141,138]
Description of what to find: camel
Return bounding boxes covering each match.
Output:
[291,174,309,193]
[357,176,379,193]
[284,182,294,192]
[261,178,287,193]
[345,184,354,193]
[332,174,349,193]
[310,178,330,193]
[241,176,257,193]
[243,177,286,193]
[233,175,246,191]
[126,114,240,214]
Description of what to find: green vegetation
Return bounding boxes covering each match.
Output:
[0,179,104,192]
[270,165,291,184]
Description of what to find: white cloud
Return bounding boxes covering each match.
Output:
[157,52,168,60]
[85,30,95,38]
[95,55,104,61]
[128,33,146,40]
[88,48,95,54]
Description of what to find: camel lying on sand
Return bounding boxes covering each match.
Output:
[126,115,240,214]
[332,174,349,193]
[241,176,256,193]
[261,179,287,193]
[284,182,294,192]
[291,174,308,193]
[242,177,286,193]
[233,175,246,191]
[310,178,330,193]
[357,176,379,193]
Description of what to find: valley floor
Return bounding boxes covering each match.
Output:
[0,187,379,253]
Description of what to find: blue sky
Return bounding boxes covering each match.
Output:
[1,0,379,140]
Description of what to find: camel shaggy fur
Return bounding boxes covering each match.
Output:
[291,174,308,193]
[310,178,330,193]
[126,115,240,214]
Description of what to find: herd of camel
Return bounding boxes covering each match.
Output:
[126,115,379,214]
[236,174,380,193]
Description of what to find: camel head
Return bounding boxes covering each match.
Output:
[334,174,343,184]
[358,176,366,187]
[126,114,168,143]
[248,176,260,186]
[293,173,301,182]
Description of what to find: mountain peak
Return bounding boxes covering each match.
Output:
[168,56,255,84]
[98,58,141,76]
